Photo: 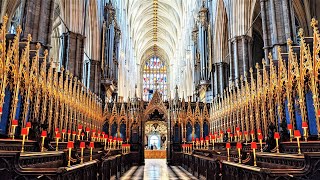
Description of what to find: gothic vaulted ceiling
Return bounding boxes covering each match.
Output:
[127,0,182,65]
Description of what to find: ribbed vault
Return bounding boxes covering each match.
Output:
[127,0,182,64]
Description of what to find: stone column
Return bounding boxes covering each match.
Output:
[232,37,239,82]
[230,36,252,82]
[61,31,85,78]
[213,64,218,96]
[260,0,296,62]
[219,62,225,95]
[90,59,101,95]
[21,0,54,51]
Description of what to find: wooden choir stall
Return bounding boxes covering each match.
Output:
[0,16,134,180]
[170,18,320,180]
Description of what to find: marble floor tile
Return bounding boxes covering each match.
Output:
[120,159,198,180]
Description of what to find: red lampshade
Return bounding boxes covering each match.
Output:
[62,129,66,133]
[113,137,117,141]
[205,136,209,141]
[192,137,195,141]
[236,127,240,131]
[80,142,85,148]
[98,131,101,134]
[257,129,262,134]
[55,128,59,133]
[209,133,213,136]
[78,124,83,130]
[239,132,242,136]
[104,134,108,139]
[230,133,234,137]
[26,122,31,128]
[220,130,224,135]
[287,124,293,130]
[236,142,242,149]
[92,129,96,133]
[214,132,218,135]
[67,141,74,149]
[86,127,90,132]
[102,132,105,135]
[251,142,257,149]
[41,131,47,137]
[274,132,280,139]
[89,142,94,148]
[227,128,231,133]
[258,134,263,140]
[200,137,204,141]
[318,109,320,117]
[294,130,301,138]
[56,133,61,138]
[0,107,2,113]
[67,130,71,134]
[302,122,308,128]
[21,128,28,135]
[72,131,76,135]
[196,138,199,142]
[244,131,248,135]
[226,143,231,149]
[12,119,18,126]
[109,136,113,140]
[250,130,254,135]
[81,132,84,136]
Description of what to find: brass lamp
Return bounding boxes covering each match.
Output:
[251,142,257,166]
[21,128,28,153]
[274,132,280,153]
[41,131,47,152]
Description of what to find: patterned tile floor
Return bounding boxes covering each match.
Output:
[120,159,198,180]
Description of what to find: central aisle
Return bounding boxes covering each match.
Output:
[120,159,198,180]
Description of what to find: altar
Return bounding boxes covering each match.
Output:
[144,150,167,159]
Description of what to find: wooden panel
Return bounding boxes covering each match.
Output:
[144,150,166,159]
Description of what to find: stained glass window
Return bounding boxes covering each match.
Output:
[143,56,167,101]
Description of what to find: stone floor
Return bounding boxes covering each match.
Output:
[120,159,198,180]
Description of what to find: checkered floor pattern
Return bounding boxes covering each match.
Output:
[120,159,198,180]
